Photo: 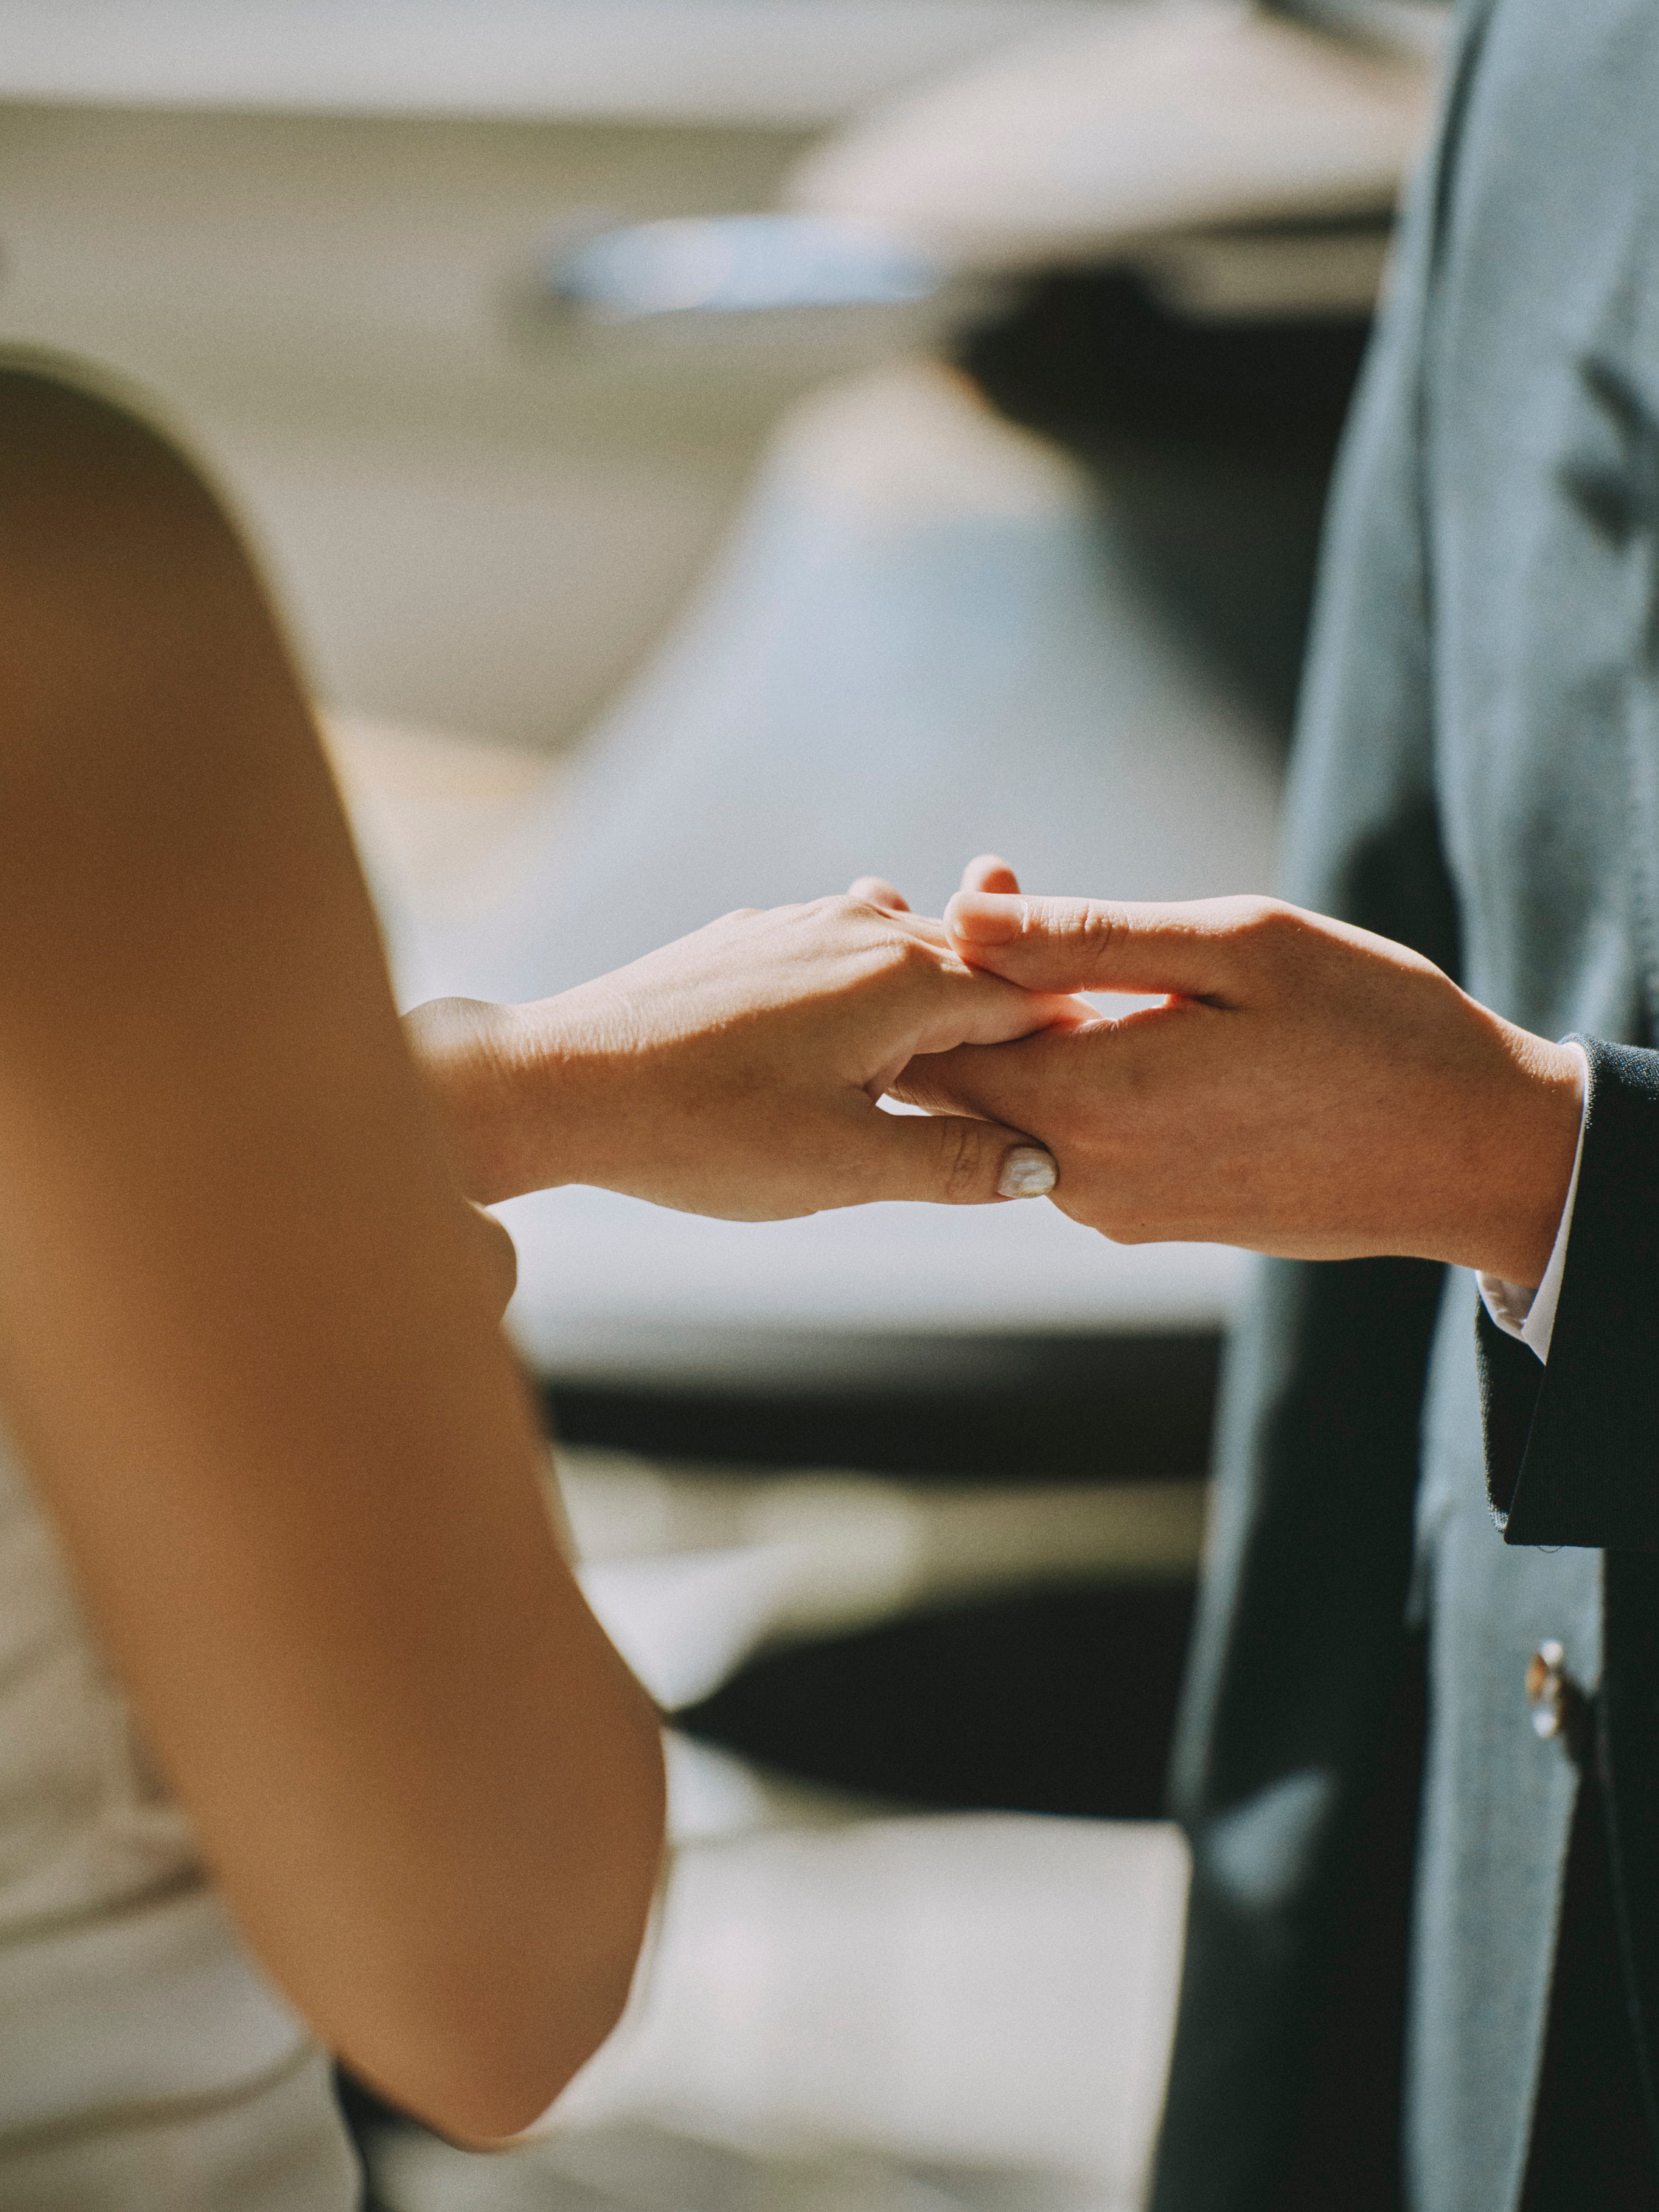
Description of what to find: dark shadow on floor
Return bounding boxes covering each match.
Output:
[545,1328,1220,1483]
[682,1581,1197,1821]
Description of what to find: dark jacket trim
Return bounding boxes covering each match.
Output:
[1481,1037,1659,1549]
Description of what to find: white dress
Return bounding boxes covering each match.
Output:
[0,1419,360,2208]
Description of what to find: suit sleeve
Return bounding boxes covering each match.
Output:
[1480,1036,1659,1549]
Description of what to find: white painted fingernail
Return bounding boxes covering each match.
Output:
[997,1145,1057,1199]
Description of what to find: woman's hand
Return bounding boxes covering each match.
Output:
[404,893,1075,1220]
[888,866,1583,1285]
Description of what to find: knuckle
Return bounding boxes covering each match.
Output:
[827,891,906,950]
[939,1116,993,1201]
[874,928,936,987]
[1234,896,1298,942]
[1054,900,1122,950]
[1231,893,1283,930]
[1062,901,1129,977]
[1228,896,1310,974]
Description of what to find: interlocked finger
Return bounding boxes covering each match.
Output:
[846,874,911,914]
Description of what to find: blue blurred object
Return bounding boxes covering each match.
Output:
[547,214,944,323]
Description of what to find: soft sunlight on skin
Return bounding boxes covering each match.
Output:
[874,858,1582,1290]
[403,897,1081,1220]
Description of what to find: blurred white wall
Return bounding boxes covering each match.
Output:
[0,3,1110,748]
[0,102,814,745]
[0,2,1115,124]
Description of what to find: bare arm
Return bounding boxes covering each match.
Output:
[0,369,662,2143]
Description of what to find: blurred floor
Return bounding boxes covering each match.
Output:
[355,1738,1189,2212]
[369,2121,1127,2212]
[543,1329,1220,1480]
[560,1445,1204,1719]
[678,1583,1195,1820]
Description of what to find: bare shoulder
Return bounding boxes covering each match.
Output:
[0,354,215,494]
[0,356,265,716]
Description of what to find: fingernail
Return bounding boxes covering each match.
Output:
[997,1144,1057,1199]
[947,892,1023,945]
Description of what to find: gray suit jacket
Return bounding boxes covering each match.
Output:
[1150,3,1659,2206]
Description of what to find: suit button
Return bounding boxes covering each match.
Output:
[1527,1641,1568,1739]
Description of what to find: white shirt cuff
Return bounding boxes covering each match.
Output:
[1476,1041,1588,1366]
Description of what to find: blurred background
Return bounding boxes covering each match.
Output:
[0,3,1444,2204]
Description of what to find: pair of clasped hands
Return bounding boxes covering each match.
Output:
[407,857,1586,1297]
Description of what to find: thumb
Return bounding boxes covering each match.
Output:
[945,891,1240,999]
[853,1107,1057,1206]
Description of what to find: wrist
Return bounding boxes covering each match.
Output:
[403,997,590,1205]
[1455,1028,1585,1287]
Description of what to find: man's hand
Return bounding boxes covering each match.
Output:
[889,873,1584,1287]
[405,894,1074,1220]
